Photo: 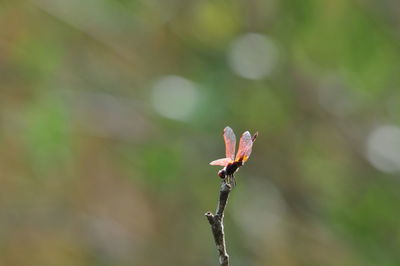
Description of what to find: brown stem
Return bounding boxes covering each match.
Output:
[205,180,232,266]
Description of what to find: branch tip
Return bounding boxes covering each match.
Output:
[205,179,232,266]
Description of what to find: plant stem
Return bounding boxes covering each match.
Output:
[205,180,232,266]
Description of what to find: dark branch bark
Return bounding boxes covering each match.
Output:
[205,180,232,266]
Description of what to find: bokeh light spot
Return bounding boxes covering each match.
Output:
[227,33,279,80]
[367,125,400,173]
[151,75,199,121]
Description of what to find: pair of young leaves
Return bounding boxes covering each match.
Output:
[210,126,257,167]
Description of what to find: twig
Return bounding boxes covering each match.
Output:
[205,180,232,266]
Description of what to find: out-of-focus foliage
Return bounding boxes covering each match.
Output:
[1,0,400,265]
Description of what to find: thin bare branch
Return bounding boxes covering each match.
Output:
[205,181,232,266]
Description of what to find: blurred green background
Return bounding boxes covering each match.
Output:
[1,0,400,265]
